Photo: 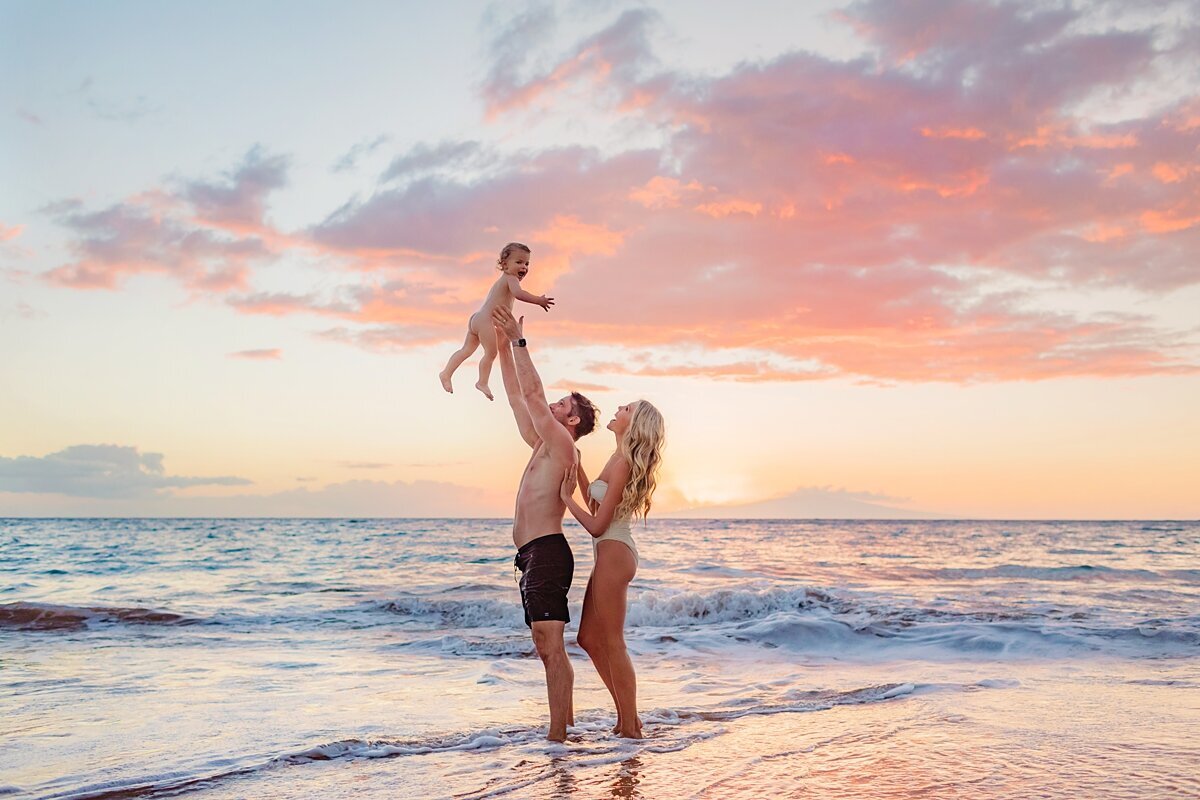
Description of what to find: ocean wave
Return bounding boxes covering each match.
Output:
[624,586,1045,632]
[621,586,1200,658]
[26,681,930,799]
[391,634,535,658]
[373,586,1200,659]
[626,586,830,627]
[0,601,202,631]
[712,612,1200,659]
[379,596,523,628]
[913,564,1167,582]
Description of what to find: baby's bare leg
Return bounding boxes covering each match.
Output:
[440,324,481,393]
[474,318,499,401]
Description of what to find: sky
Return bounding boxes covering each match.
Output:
[2,0,1198,519]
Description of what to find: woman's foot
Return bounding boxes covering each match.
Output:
[616,723,643,739]
[439,371,453,393]
[475,381,494,400]
[613,716,642,737]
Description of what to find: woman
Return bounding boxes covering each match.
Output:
[560,400,665,739]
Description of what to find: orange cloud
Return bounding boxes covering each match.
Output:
[1152,162,1190,183]
[921,126,987,140]
[1140,209,1200,234]
[531,215,623,256]
[897,170,989,197]
[693,198,763,218]
[1013,125,1138,150]
[628,177,704,209]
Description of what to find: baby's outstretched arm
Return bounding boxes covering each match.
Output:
[505,275,555,312]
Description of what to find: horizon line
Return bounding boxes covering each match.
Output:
[1,516,1196,523]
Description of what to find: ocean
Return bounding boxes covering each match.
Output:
[2,518,1198,799]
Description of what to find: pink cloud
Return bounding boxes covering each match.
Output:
[39,148,295,292]
[481,8,660,119]
[629,177,704,209]
[548,380,613,394]
[182,145,289,231]
[228,348,282,360]
[0,223,24,242]
[42,1,1200,383]
[42,197,264,291]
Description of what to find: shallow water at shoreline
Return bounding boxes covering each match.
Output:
[2,518,1198,799]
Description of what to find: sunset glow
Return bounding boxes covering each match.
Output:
[2,0,1198,518]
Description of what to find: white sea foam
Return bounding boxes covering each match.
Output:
[376,584,1200,660]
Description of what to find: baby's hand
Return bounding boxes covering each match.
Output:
[538,295,555,312]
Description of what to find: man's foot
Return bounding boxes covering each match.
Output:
[547,730,568,743]
[439,371,453,393]
[475,381,494,401]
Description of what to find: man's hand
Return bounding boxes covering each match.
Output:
[492,306,524,342]
[536,295,555,312]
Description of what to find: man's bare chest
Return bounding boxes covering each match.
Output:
[520,447,556,486]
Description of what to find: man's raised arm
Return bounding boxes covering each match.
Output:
[492,308,574,459]
[495,323,539,447]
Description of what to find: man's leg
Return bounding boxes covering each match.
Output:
[531,620,573,741]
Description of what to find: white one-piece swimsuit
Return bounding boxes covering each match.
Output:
[587,479,639,566]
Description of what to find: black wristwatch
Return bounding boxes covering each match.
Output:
[515,338,527,348]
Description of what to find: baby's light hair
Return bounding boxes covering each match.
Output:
[496,242,531,270]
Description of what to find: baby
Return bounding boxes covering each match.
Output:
[440,242,554,400]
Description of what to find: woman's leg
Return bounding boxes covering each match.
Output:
[590,541,640,737]
[439,324,480,393]
[577,577,621,720]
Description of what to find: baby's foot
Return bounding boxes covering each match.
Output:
[475,382,494,401]
[439,371,453,393]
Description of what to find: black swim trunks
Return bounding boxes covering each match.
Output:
[514,533,574,628]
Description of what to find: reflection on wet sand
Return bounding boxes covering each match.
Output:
[609,755,643,799]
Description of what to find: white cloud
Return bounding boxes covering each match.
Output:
[667,485,942,519]
[0,445,250,499]
[0,475,508,518]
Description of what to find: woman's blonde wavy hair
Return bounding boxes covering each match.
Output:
[615,400,665,523]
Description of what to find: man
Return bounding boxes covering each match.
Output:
[491,306,600,742]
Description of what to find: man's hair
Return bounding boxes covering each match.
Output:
[570,392,600,440]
